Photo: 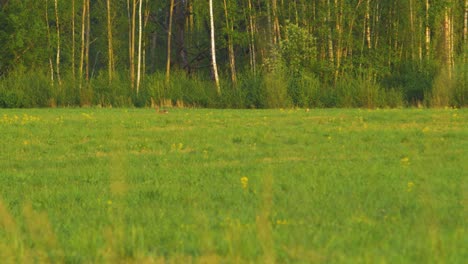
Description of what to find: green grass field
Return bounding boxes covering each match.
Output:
[0,108,466,263]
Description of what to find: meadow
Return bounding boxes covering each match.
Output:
[0,108,466,263]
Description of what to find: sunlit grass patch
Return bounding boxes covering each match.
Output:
[0,108,466,262]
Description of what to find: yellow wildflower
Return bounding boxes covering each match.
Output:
[407,182,414,192]
[400,156,410,165]
[240,176,248,189]
[276,220,287,225]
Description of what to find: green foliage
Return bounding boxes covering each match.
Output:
[382,61,437,104]
[430,68,454,107]
[287,71,322,108]
[334,75,382,108]
[143,71,215,108]
[280,22,317,73]
[90,72,133,107]
[430,61,468,108]
[237,72,266,109]
[263,64,291,108]
[0,0,49,74]
[0,0,467,108]
[0,70,52,107]
[450,61,468,107]
[53,74,80,107]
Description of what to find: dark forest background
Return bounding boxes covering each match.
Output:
[0,0,466,108]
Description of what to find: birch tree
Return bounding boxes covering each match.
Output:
[136,0,143,94]
[45,0,54,84]
[79,0,86,88]
[246,0,257,74]
[209,0,220,94]
[166,0,174,82]
[464,0,467,63]
[128,0,137,90]
[85,0,90,81]
[223,0,237,85]
[54,0,61,85]
[72,0,76,81]
[107,0,115,83]
[425,0,431,59]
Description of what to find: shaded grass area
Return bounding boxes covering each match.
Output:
[0,108,467,263]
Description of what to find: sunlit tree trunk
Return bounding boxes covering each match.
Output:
[136,0,143,94]
[45,0,54,84]
[54,0,61,85]
[359,0,371,69]
[128,0,136,90]
[266,0,273,47]
[72,0,76,81]
[85,0,90,81]
[79,0,87,88]
[419,19,423,61]
[425,0,431,59]
[346,0,363,64]
[209,0,220,94]
[335,0,344,78]
[444,5,453,79]
[327,0,334,64]
[373,2,380,49]
[107,0,115,83]
[464,0,468,63]
[247,0,256,75]
[166,0,174,82]
[409,0,415,60]
[223,0,237,85]
[143,1,150,76]
[365,0,371,49]
[272,0,281,45]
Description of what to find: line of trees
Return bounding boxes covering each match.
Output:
[0,0,466,108]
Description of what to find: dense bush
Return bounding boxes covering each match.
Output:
[450,61,467,107]
[0,66,463,109]
[382,61,437,104]
[0,70,52,107]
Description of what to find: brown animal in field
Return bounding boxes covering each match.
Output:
[155,107,169,114]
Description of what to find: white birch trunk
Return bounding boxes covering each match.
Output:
[425,0,431,59]
[107,0,114,83]
[72,0,75,81]
[365,0,371,49]
[54,0,61,85]
[443,5,453,80]
[327,0,334,64]
[223,0,237,85]
[247,0,256,75]
[45,0,54,84]
[464,0,467,63]
[409,0,415,60]
[136,0,143,94]
[79,0,86,88]
[166,0,174,82]
[209,0,220,94]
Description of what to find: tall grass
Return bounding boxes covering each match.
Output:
[0,109,466,262]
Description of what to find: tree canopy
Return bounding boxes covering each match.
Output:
[0,0,466,108]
